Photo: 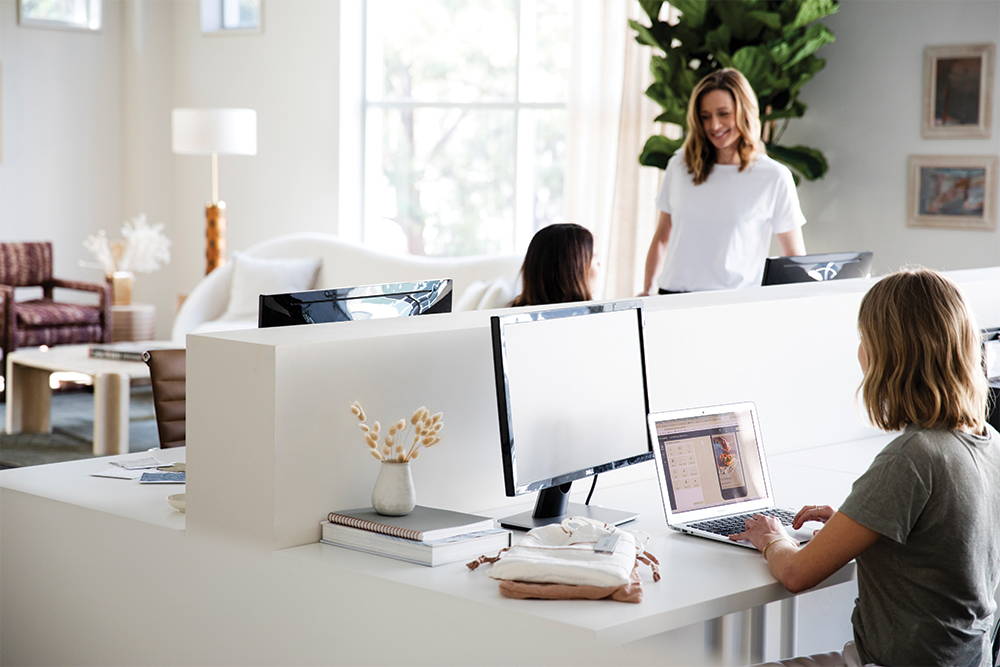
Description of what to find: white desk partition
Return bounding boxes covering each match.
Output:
[3,267,999,666]
[186,267,1000,550]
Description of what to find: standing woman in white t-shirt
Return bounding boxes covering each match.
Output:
[640,68,807,295]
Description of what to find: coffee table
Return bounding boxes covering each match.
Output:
[5,344,165,456]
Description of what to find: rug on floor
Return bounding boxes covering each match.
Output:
[0,386,159,468]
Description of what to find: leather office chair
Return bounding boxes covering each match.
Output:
[143,348,186,448]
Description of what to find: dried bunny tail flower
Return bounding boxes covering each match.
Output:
[372,421,381,434]
[430,412,443,424]
[349,401,367,421]
[431,423,442,433]
[358,423,370,432]
[382,445,391,455]
[410,407,428,425]
[369,450,383,461]
[421,436,435,446]
[410,449,420,460]
[395,419,406,432]
[395,446,404,455]
[366,439,378,450]
[385,435,395,447]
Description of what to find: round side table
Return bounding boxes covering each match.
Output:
[110,303,156,342]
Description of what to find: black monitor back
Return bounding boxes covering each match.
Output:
[258,279,452,328]
[762,251,873,286]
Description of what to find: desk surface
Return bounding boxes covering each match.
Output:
[8,343,152,378]
[277,434,893,644]
[0,447,186,530]
[0,435,892,661]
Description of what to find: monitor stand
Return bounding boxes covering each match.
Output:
[499,482,637,531]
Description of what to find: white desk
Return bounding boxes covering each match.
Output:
[0,436,890,665]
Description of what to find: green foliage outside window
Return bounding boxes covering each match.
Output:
[630,0,839,183]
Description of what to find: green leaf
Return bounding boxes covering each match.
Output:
[671,0,708,29]
[788,56,827,95]
[747,10,782,30]
[784,24,836,69]
[714,2,759,41]
[766,143,829,181]
[638,0,665,22]
[786,0,840,32]
[732,46,775,94]
[640,135,685,169]
[762,100,806,121]
[704,24,731,53]
[629,19,661,50]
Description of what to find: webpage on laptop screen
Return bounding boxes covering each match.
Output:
[653,409,768,513]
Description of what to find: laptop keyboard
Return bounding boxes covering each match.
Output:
[688,508,798,537]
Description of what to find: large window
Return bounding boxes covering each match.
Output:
[360,0,570,256]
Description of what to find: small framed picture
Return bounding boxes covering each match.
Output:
[922,43,994,139]
[907,155,998,230]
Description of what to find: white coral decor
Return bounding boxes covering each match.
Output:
[81,214,171,274]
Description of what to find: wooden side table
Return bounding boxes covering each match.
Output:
[111,303,156,342]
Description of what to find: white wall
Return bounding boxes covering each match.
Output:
[787,0,1000,275]
[0,0,123,283]
[165,0,340,333]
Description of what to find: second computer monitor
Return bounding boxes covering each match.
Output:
[491,303,652,530]
[761,251,873,286]
[258,279,452,328]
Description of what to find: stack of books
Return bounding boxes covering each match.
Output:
[321,506,510,567]
[89,341,180,362]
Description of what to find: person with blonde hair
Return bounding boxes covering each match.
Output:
[732,268,1000,666]
[641,68,807,295]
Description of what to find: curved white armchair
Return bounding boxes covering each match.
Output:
[171,233,522,342]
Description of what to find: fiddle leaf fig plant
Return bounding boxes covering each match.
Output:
[631,0,839,183]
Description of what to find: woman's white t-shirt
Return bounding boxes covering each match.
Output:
[655,153,806,291]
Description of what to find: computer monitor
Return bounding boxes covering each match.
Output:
[761,251,873,286]
[490,303,653,530]
[257,279,452,328]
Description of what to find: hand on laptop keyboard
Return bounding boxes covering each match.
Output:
[690,508,798,537]
[791,504,835,529]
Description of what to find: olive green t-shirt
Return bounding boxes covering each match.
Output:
[838,424,1000,666]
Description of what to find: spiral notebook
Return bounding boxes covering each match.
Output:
[326,506,496,542]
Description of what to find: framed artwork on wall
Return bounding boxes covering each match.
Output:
[907,155,998,230]
[922,43,994,139]
[18,0,101,31]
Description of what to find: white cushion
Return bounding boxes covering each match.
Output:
[455,278,516,311]
[221,252,322,321]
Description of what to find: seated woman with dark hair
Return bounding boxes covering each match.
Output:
[511,223,598,307]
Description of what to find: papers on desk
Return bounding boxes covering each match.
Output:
[91,467,143,480]
[110,456,165,470]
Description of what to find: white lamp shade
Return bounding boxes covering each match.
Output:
[171,108,257,156]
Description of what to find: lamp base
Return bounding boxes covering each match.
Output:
[205,201,227,274]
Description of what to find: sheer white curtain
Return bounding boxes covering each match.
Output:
[565,1,664,299]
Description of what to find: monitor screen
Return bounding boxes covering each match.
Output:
[258,279,452,328]
[490,303,652,529]
[762,251,873,286]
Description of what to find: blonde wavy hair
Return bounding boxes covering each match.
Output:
[682,68,763,185]
[858,268,988,433]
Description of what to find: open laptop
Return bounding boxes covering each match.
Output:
[647,402,815,549]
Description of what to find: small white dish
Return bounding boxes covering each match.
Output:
[167,493,186,513]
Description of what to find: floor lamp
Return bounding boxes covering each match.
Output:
[171,108,257,274]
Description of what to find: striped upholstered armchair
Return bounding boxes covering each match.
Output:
[0,242,111,390]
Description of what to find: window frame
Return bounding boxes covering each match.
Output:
[17,0,102,32]
[347,0,569,257]
[200,0,264,35]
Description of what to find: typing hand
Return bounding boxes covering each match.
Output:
[792,504,835,530]
[729,514,786,551]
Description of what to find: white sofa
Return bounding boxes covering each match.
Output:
[171,233,522,341]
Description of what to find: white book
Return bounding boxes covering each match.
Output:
[321,523,510,567]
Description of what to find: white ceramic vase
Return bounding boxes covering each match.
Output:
[372,462,416,516]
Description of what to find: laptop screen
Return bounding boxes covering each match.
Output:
[650,405,769,515]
